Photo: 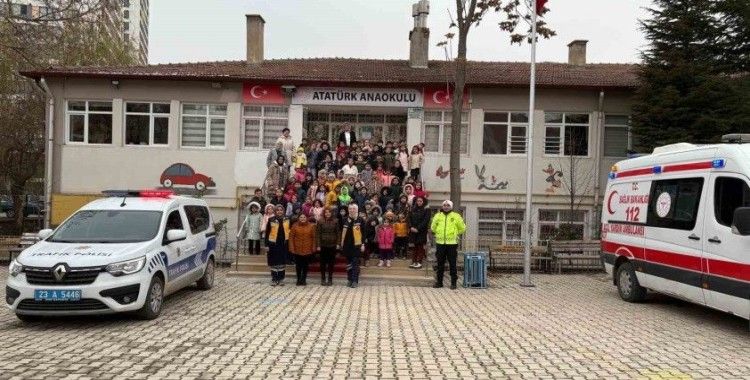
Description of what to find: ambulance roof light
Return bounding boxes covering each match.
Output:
[712,159,726,169]
[653,166,662,174]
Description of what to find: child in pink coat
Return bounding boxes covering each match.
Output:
[376,213,396,267]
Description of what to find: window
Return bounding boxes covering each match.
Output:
[66,100,113,144]
[544,113,590,156]
[647,178,704,231]
[11,4,30,18]
[714,177,750,227]
[603,115,630,157]
[184,206,211,234]
[49,210,162,243]
[123,10,129,19]
[125,102,170,146]
[242,105,289,149]
[538,209,587,244]
[478,209,524,249]
[181,103,227,148]
[482,112,528,155]
[422,110,468,154]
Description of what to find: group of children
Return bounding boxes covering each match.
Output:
[239,137,433,285]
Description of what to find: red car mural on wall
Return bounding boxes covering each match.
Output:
[160,163,215,190]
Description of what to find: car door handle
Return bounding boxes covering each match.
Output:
[707,237,722,244]
[688,234,700,241]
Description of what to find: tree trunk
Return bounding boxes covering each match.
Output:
[11,189,24,234]
[449,0,472,210]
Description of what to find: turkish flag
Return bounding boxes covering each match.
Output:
[423,86,470,109]
[242,83,285,104]
[536,0,548,15]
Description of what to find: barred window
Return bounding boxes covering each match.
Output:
[538,209,588,245]
[477,208,524,250]
[544,112,590,156]
[422,110,469,154]
[242,105,289,149]
[482,112,528,155]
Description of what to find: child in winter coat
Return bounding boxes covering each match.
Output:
[293,146,307,169]
[238,202,263,255]
[260,204,276,235]
[310,199,325,222]
[393,213,410,259]
[364,206,382,268]
[377,212,396,267]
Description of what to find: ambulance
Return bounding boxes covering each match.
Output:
[6,190,216,321]
[601,134,750,320]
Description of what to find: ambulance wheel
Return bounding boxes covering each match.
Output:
[162,179,173,188]
[616,261,646,302]
[137,275,164,320]
[196,257,215,290]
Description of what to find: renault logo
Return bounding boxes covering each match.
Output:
[52,264,67,281]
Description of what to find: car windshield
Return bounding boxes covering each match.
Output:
[48,210,163,243]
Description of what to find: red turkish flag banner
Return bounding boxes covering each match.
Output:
[242,83,285,104]
[423,86,470,109]
[536,0,548,15]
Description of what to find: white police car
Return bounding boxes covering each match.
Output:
[6,190,217,321]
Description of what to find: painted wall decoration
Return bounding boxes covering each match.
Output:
[159,163,216,195]
[474,165,509,190]
[435,165,465,179]
[542,164,563,193]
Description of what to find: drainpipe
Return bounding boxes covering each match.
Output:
[37,77,54,230]
[593,90,605,239]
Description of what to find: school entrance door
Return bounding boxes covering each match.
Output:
[304,109,407,146]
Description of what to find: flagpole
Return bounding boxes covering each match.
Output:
[521,0,538,287]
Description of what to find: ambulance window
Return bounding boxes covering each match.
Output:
[714,177,750,227]
[165,210,184,231]
[647,178,704,230]
[184,205,210,234]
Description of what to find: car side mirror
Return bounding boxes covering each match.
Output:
[38,229,53,240]
[731,207,750,236]
[164,229,188,244]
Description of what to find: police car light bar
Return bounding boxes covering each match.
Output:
[102,190,174,198]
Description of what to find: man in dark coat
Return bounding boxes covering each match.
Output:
[338,124,357,147]
[340,204,366,288]
[408,196,430,269]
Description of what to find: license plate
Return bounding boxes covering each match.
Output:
[34,289,82,301]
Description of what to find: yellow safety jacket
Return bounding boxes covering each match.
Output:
[267,219,290,243]
[430,211,466,245]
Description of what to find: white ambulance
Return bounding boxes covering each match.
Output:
[6,190,216,321]
[601,135,750,320]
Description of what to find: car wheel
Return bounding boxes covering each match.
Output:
[137,276,164,320]
[162,179,173,188]
[16,314,42,323]
[196,257,215,290]
[195,181,206,191]
[616,261,647,303]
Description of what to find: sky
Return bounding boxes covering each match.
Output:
[149,0,652,65]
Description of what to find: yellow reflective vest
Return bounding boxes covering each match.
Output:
[430,211,466,245]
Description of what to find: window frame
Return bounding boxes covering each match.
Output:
[481,111,528,156]
[179,103,227,150]
[241,105,290,150]
[603,114,631,158]
[65,100,114,145]
[421,110,469,155]
[124,101,171,147]
[543,112,591,157]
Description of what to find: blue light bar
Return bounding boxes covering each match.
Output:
[608,172,616,180]
[653,166,662,174]
[712,159,725,169]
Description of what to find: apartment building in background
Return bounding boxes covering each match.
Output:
[2,0,148,63]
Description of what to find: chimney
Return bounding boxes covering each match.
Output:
[246,14,265,64]
[567,40,588,65]
[409,0,430,69]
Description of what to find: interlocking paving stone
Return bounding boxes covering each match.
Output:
[1,267,749,379]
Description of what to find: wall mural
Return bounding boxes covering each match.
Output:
[475,165,509,190]
[159,163,217,195]
[435,165,465,179]
[542,164,563,193]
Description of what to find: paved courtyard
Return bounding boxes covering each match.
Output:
[1,266,748,379]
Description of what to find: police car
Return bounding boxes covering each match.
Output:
[6,190,216,321]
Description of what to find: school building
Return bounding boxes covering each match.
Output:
[20,5,638,248]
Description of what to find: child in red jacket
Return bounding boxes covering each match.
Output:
[376,212,396,267]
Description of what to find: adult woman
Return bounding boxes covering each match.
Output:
[276,128,296,166]
[264,205,290,286]
[266,141,285,168]
[264,156,291,196]
[408,196,430,269]
[316,207,340,286]
[289,214,317,286]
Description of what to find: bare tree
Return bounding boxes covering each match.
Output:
[554,132,595,240]
[0,0,136,232]
[440,0,554,208]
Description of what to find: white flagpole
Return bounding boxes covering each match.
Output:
[521,0,538,287]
